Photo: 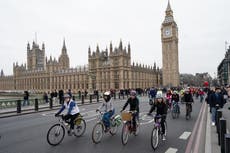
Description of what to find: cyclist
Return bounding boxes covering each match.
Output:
[55,94,80,136]
[171,91,180,113]
[96,91,115,132]
[165,89,172,109]
[184,88,194,117]
[152,93,167,140]
[121,90,139,131]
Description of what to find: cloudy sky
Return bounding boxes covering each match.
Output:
[0,0,230,77]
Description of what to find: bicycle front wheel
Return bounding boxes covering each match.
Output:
[92,122,104,144]
[47,124,65,146]
[109,122,118,136]
[171,106,177,119]
[74,118,86,137]
[151,127,159,150]
[121,123,129,145]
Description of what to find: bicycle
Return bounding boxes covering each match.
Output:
[151,114,167,150]
[92,111,122,144]
[185,102,193,120]
[171,100,180,119]
[121,110,140,145]
[46,114,86,146]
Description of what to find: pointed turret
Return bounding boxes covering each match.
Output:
[88,46,91,56]
[27,42,30,51]
[119,39,123,50]
[110,41,113,54]
[42,42,45,50]
[0,69,4,77]
[128,42,131,56]
[96,44,100,53]
[62,39,67,54]
[166,0,173,16]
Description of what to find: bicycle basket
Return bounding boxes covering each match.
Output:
[121,112,132,121]
[114,115,122,126]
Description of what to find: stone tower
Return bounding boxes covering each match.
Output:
[161,0,179,87]
[27,41,45,70]
[58,39,70,70]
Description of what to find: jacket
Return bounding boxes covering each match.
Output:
[122,97,139,113]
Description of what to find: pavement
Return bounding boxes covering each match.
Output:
[205,100,230,153]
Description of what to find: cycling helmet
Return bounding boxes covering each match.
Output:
[130,90,137,96]
[103,91,111,102]
[114,115,122,126]
[63,94,71,98]
[156,93,163,99]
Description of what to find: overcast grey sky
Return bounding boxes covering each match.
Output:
[0,0,230,77]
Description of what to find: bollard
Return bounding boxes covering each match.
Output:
[97,95,99,102]
[17,100,21,113]
[114,93,116,99]
[81,95,84,104]
[49,98,53,109]
[219,118,226,152]
[90,95,92,103]
[35,99,39,111]
[225,134,230,153]
[123,93,124,99]
[119,93,121,99]
[216,110,222,133]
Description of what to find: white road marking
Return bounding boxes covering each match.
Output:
[140,118,155,125]
[165,147,178,153]
[227,129,229,134]
[179,132,191,140]
[86,117,97,122]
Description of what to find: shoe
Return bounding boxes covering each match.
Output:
[212,122,215,126]
[162,135,166,141]
[68,129,74,136]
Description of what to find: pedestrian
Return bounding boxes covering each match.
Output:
[209,87,225,126]
[43,92,48,103]
[23,90,29,106]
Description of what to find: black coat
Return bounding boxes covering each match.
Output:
[153,101,167,115]
[184,93,193,103]
[122,97,139,113]
[209,92,225,108]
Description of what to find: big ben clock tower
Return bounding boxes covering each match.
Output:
[161,0,179,87]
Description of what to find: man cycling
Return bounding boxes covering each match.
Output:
[121,90,139,131]
[184,88,194,117]
[96,91,115,132]
[55,94,80,135]
[171,91,180,113]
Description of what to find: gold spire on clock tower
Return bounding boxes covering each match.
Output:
[161,0,179,87]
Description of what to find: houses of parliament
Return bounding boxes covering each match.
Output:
[0,1,179,92]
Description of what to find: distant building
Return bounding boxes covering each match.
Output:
[218,46,230,85]
[0,40,161,93]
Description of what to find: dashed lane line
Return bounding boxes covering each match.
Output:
[165,147,178,153]
[179,132,191,140]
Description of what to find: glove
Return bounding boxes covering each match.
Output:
[120,110,123,113]
[96,109,99,112]
[55,113,59,117]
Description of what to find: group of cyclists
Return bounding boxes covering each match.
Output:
[54,87,195,143]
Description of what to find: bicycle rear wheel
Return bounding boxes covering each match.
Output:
[74,118,86,137]
[121,123,129,145]
[171,106,177,119]
[92,122,104,144]
[151,127,159,150]
[47,124,65,146]
[134,121,140,136]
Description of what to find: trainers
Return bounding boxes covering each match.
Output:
[68,129,74,136]
[162,135,166,141]
[212,122,215,126]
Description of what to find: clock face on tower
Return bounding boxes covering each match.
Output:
[163,28,172,37]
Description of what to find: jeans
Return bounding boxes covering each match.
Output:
[23,99,29,106]
[102,109,115,128]
[211,107,216,123]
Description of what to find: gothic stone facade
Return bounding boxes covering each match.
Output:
[0,40,161,93]
[161,1,180,87]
